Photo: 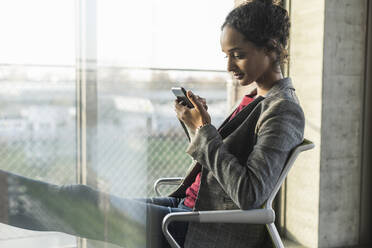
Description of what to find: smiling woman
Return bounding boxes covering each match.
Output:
[221,26,274,87]
[220,0,290,94]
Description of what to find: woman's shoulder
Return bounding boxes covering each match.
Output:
[261,95,304,121]
[261,77,303,113]
[257,78,305,129]
[255,90,305,141]
[263,89,301,110]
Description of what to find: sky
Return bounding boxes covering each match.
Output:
[0,0,233,70]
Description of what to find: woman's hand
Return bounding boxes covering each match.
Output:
[174,91,211,132]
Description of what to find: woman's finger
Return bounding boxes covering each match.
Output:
[201,99,208,111]
[195,95,208,110]
[187,91,206,113]
[174,100,188,120]
[195,95,206,104]
[174,99,185,110]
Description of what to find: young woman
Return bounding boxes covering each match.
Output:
[0,0,304,247]
[172,1,304,247]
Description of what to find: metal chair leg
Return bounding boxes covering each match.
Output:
[266,223,285,248]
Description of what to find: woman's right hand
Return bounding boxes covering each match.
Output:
[194,95,208,111]
[174,91,211,132]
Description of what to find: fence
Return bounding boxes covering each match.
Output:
[0,64,229,247]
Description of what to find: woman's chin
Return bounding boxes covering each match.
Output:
[238,78,253,86]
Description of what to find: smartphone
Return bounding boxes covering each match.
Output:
[171,86,193,141]
[171,87,194,108]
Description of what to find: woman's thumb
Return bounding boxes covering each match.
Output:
[187,91,203,110]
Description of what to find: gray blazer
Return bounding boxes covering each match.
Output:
[170,77,305,248]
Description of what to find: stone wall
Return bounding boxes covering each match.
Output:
[319,0,368,246]
[285,1,324,246]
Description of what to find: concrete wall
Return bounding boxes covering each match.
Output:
[361,1,372,244]
[286,0,368,247]
[319,0,368,246]
[285,1,324,247]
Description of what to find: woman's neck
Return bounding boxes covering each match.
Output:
[256,69,283,97]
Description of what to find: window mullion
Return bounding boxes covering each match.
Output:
[75,0,98,247]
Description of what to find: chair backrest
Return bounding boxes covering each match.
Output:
[264,139,315,209]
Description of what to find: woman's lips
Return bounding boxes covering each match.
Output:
[233,72,244,80]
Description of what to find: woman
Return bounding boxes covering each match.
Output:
[172,0,304,247]
[0,0,304,247]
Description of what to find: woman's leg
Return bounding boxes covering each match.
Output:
[0,169,190,248]
[135,197,192,247]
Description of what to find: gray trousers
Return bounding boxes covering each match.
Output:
[0,169,191,248]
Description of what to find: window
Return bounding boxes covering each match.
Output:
[0,0,232,247]
[0,0,77,247]
[95,0,232,199]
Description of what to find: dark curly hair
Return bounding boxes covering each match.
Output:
[222,0,290,67]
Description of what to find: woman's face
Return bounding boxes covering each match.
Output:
[220,25,271,86]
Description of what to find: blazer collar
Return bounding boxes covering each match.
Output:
[217,77,294,138]
[218,96,264,138]
[265,77,294,99]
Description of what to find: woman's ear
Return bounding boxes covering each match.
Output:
[264,39,280,65]
[264,39,278,54]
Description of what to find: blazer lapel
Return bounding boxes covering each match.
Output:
[218,96,264,139]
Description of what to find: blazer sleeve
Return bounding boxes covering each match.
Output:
[185,99,305,210]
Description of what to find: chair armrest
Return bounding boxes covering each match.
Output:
[153,177,183,196]
[162,209,275,248]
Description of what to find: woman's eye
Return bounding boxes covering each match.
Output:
[233,53,245,59]
[223,53,245,59]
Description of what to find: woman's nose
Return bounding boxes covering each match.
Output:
[226,57,236,72]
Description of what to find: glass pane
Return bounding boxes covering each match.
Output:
[98,0,232,70]
[0,65,77,247]
[95,0,231,201]
[96,68,229,199]
[0,1,233,247]
[0,0,76,247]
[0,66,76,183]
[0,0,75,65]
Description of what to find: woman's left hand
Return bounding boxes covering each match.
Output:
[174,90,211,132]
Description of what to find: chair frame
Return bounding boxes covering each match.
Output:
[154,139,315,248]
